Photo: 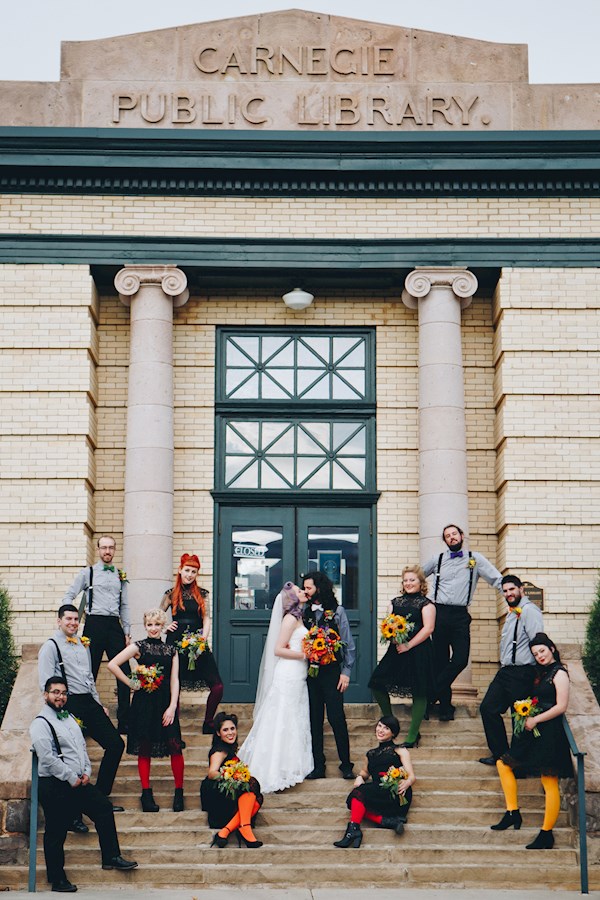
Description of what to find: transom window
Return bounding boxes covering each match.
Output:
[217,328,375,494]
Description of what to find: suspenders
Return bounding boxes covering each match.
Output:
[434,551,474,604]
[34,716,63,758]
[49,639,68,692]
[83,565,123,617]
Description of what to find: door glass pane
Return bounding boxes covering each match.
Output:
[231,527,284,610]
[305,526,359,609]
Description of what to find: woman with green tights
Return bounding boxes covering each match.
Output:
[368,565,436,747]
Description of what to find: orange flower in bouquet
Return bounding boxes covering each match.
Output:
[302,625,343,677]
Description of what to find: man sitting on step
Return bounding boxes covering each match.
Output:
[30,676,138,893]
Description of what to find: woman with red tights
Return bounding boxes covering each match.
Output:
[200,712,264,848]
[108,608,185,812]
[161,553,224,734]
[334,715,415,848]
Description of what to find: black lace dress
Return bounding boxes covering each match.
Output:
[127,638,183,758]
[346,741,413,819]
[368,593,435,698]
[504,662,573,778]
[163,588,222,691]
[200,740,263,829]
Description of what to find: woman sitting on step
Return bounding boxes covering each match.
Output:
[108,608,185,813]
[334,715,416,848]
[201,711,264,848]
[490,632,572,850]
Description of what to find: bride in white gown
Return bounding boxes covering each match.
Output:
[239,582,314,793]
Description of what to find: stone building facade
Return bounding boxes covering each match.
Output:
[0,11,599,701]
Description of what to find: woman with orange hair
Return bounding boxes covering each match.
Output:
[161,553,224,735]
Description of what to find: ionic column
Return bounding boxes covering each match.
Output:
[403,267,478,697]
[115,265,189,636]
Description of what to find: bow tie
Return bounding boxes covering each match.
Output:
[56,710,69,720]
[103,564,115,572]
[66,636,78,644]
[311,604,323,612]
[449,551,463,559]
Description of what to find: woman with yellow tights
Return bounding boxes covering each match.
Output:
[491,633,572,849]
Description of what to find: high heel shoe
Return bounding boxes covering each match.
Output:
[399,733,421,749]
[140,788,159,812]
[333,821,363,848]
[490,809,522,831]
[237,825,263,848]
[172,788,184,812]
[210,831,229,848]
[526,829,554,849]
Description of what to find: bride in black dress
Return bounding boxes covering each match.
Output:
[333,715,416,848]
[368,565,436,747]
[200,712,264,848]
[491,632,572,849]
[108,608,185,812]
[161,553,224,734]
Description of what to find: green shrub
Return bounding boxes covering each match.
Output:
[582,578,600,705]
[0,584,18,725]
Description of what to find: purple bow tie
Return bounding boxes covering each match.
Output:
[450,551,463,559]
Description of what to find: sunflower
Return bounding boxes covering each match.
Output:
[381,624,394,639]
[313,638,326,651]
[514,700,532,717]
[395,617,408,634]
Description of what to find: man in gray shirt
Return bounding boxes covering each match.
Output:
[423,524,503,720]
[478,574,544,765]
[62,535,131,734]
[31,676,137,892]
[38,604,125,828]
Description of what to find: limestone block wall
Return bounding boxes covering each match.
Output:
[494,268,600,642]
[0,264,97,648]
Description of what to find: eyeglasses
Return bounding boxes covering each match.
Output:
[48,690,69,697]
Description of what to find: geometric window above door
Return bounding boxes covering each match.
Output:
[225,420,367,490]
[224,334,367,401]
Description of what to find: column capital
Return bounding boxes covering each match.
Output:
[115,265,189,308]
[402,267,478,310]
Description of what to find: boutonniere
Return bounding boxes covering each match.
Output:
[73,716,85,730]
[80,635,91,647]
[513,607,522,618]
[56,710,69,720]
[66,636,78,645]
[118,569,129,583]
[467,557,477,569]
[324,609,335,619]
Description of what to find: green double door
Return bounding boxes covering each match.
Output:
[215,506,374,702]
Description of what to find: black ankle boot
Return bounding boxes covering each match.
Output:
[379,816,405,835]
[333,821,363,848]
[172,788,184,812]
[140,788,160,812]
[526,829,554,850]
[491,809,522,831]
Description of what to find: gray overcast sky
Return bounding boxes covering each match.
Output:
[1,0,599,84]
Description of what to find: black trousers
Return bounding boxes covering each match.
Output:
[479,664,537,759]
[65,693,124,796]
[307,664,351,770]
[432,604,471,710]
[83,615,130,728]
[38,777,120,884]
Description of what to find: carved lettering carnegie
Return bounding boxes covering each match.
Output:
[192,44,399,77]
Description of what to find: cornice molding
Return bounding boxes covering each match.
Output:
[1,128,600,197]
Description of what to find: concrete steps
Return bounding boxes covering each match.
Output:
[8,690,597,892]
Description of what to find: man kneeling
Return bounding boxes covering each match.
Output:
[30,677,137,893]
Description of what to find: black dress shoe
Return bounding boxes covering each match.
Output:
[306,768,326,779]
[68,818,88,834]
[111,804,125,813]
[479,755,496,766]
[101,855,138,871]
[339,765,355,780]
[52,880,77,892]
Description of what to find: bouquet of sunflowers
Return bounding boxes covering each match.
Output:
[302,625,344,678]
[379,764,409,806]
[130,664,164,693]
[512,696,542,737]
[176,630,209,670]
[380,613,414,646]
[217,759,252,800]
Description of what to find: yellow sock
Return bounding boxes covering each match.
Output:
[541,775,560,831]
[496,760,519,811]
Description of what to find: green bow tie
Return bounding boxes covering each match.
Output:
[56,710,69,720]
[103,564,115,572]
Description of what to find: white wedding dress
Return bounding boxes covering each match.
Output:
[239,622,313,793]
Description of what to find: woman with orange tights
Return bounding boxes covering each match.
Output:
[200,712,263,848]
